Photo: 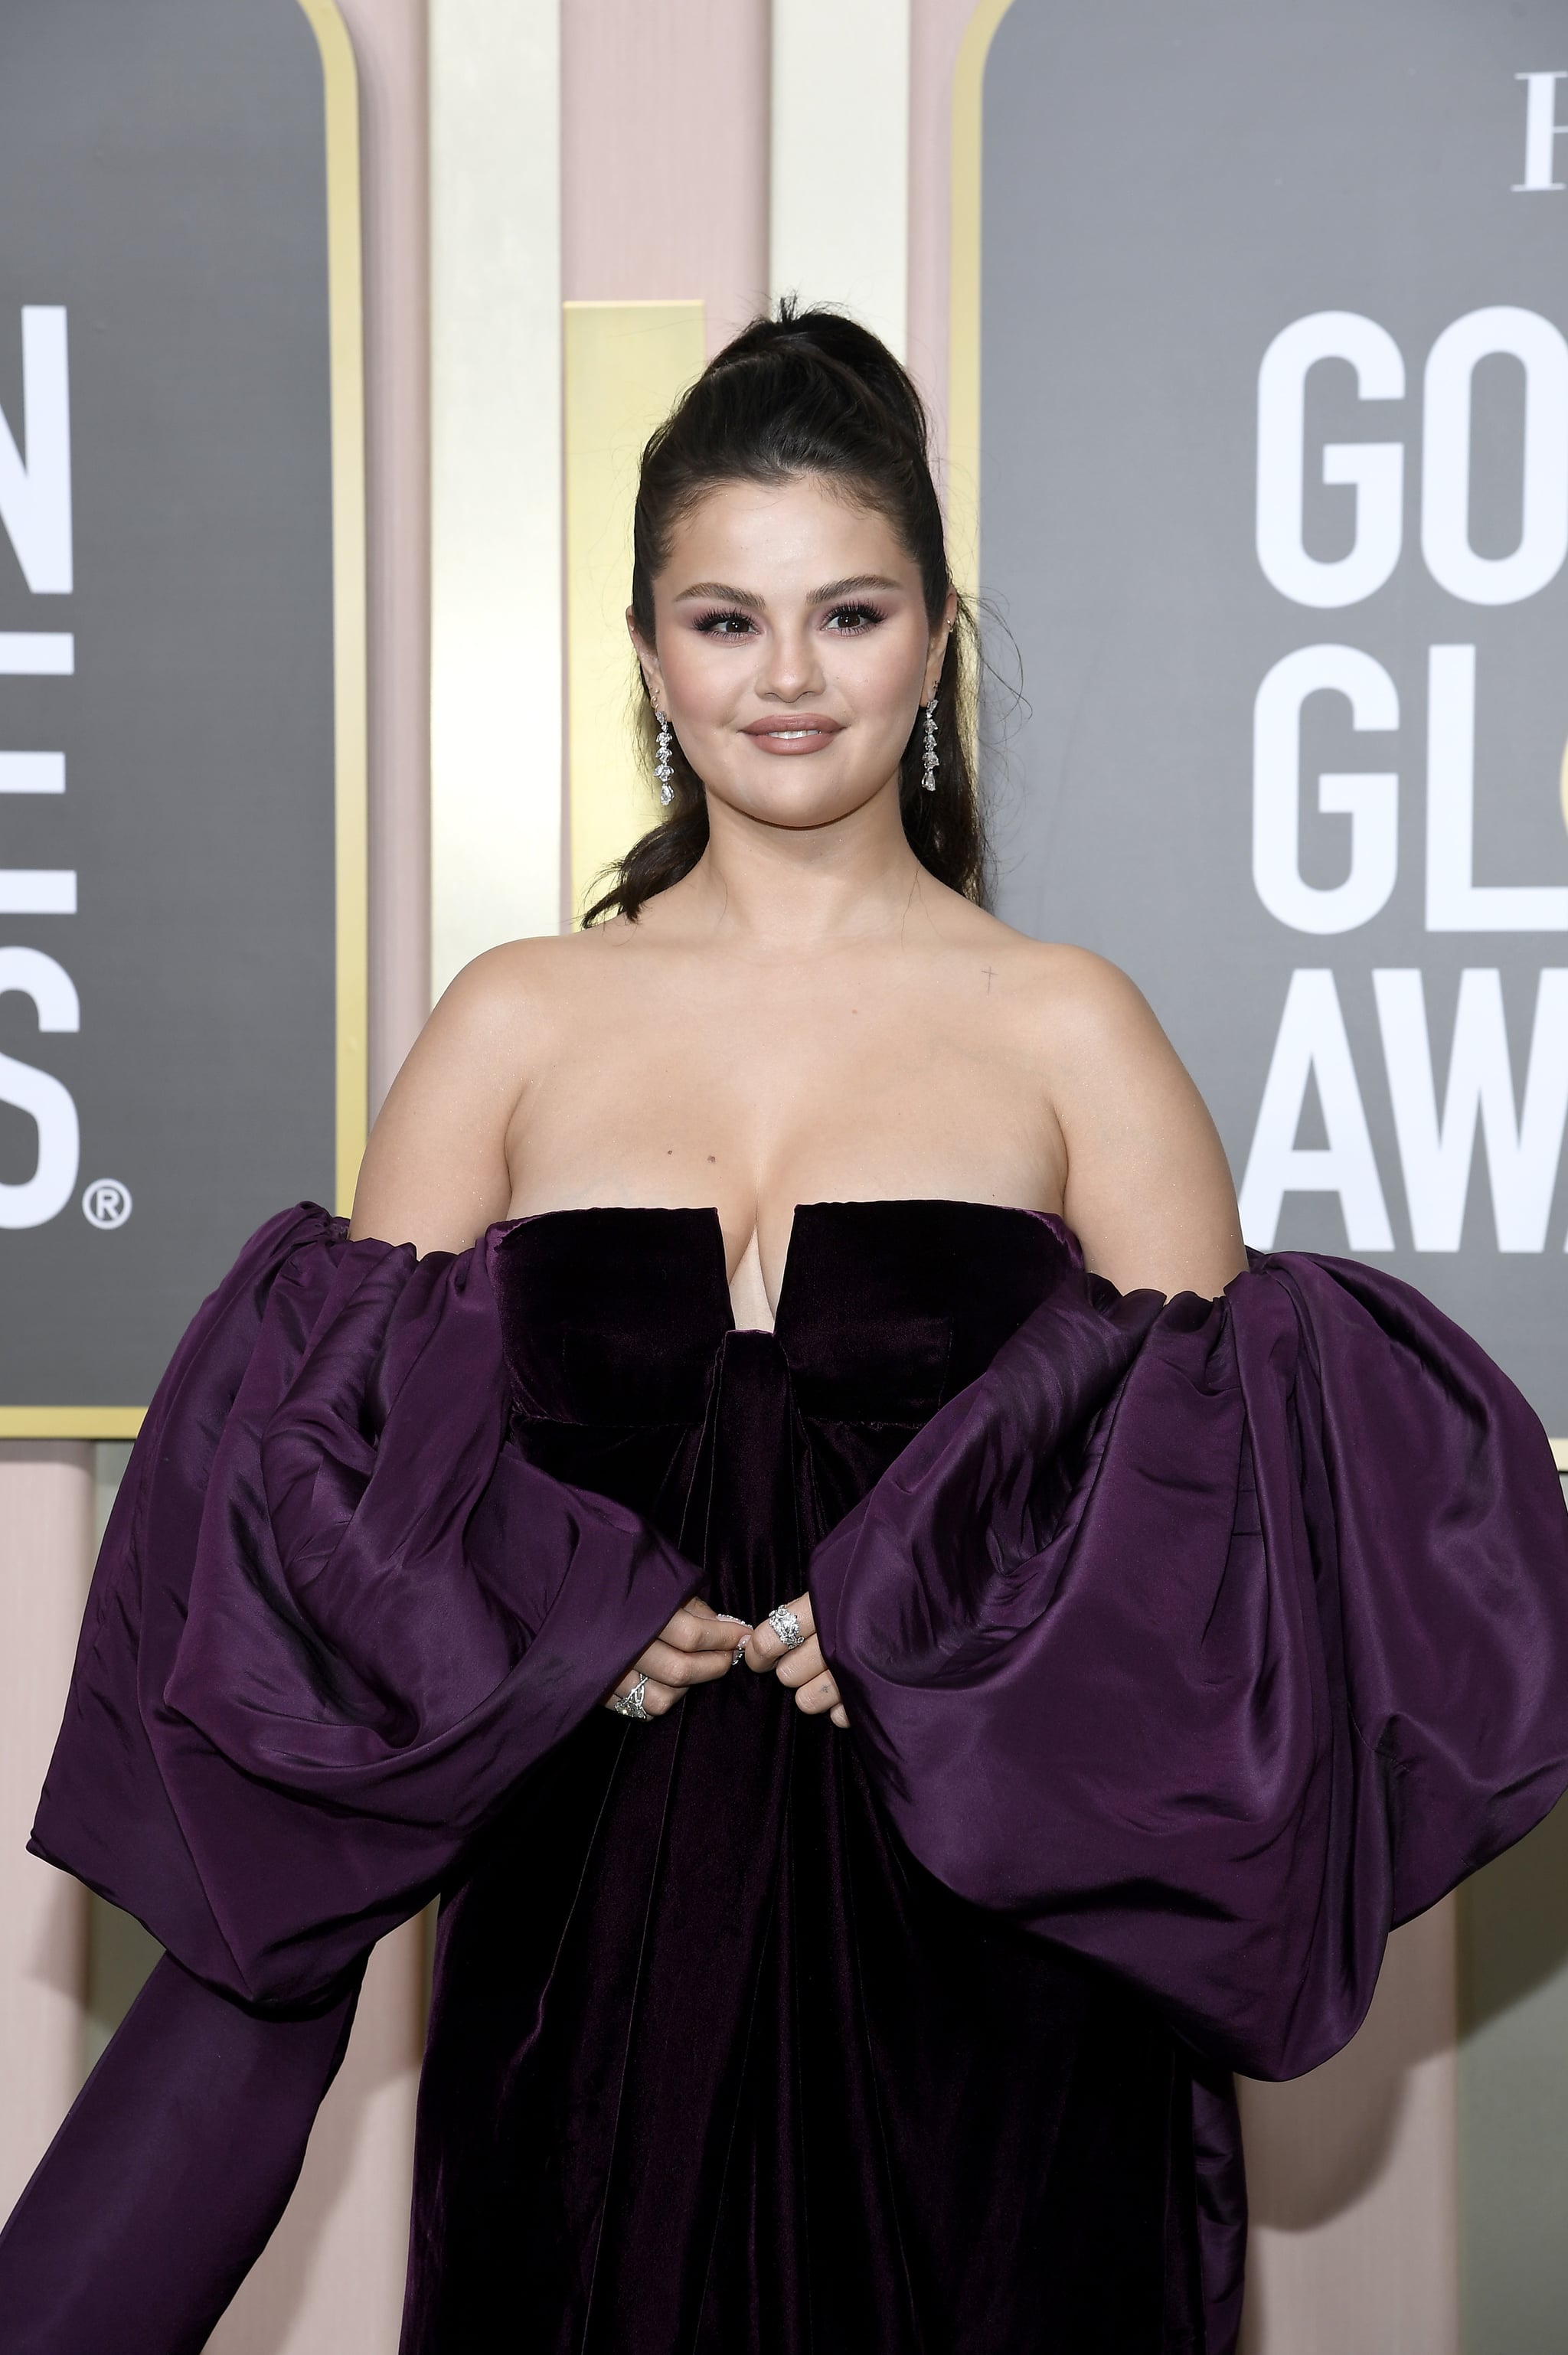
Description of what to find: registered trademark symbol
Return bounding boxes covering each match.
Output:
[81,1178,132,1230]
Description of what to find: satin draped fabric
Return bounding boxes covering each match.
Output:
[31,1207,697,2008]
[1,1200,1564,2355]
[814,1245,1568,2075]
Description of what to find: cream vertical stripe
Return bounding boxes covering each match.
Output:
[769,0,911,359]
[347,0,431,1114]
[207,1925,425,2355]
[430,0,564,991]
[0,1446,93,2219]
[1239,1905,1460,2355]
[564,300,706,920]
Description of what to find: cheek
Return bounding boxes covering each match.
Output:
[835,628,927,736]
[658,637,740,729]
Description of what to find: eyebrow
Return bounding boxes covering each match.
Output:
[671,573,906,609]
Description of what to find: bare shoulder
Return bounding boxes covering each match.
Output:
[930,897,1164,1063]
[985,929,1200,1125]
[1004,939,1169,1068]
[414,922,654,1073]
[946,913,1244,1295]
[351,930,619,1252]
[979,929,1143,1008]
[429,924,623,1032]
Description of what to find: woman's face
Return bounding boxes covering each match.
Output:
[629,473,954,835]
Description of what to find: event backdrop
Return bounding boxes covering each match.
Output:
[978,0,1568,1440]
[1,5,1565,2353]
[0,0,363,1429]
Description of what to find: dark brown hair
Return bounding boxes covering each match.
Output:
[581,301,985,925]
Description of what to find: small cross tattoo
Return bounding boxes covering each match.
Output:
[981,965,996,994]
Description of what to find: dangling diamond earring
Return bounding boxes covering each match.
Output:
[920,693,939,792]
[655,710,675,806]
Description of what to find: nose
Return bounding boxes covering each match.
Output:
[754,618,825,704]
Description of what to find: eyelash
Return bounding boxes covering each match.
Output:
[690,603,888,638]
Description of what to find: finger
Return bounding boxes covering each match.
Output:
[602,1675,684,1718]
[744,1593,815,1669]
[792,1671,843,1717]
[774,1635,827,1691]
[662,1605,753,1655]
[829,1703,850,1730]
[637,1637,735,1688]
[714,1612,753,1663]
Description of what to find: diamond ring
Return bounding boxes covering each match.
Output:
[609,1674,651,1720]
[766,1605,806,1651]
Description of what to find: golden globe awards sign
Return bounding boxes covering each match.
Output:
[978,0,1568,1439]
[0,0,364,1433]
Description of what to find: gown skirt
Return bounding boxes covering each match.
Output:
[404,1201,1207,2353]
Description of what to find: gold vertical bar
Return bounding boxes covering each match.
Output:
[297,0,369,1210]
[564,301,706,923]
[947,0,1017,601]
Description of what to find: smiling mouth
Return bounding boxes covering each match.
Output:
[743,719,842,752]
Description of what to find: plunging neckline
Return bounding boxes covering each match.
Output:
[502,1197,1067,1338]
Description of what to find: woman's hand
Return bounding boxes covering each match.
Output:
[604,1596,750,1718]
[745,1592,849,1729]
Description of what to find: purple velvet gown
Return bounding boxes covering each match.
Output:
[5,1199,1568,2355]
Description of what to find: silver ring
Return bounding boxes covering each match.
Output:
[716,1610,750,1667]
[609,1673,650,1721]
[766,1605,805,1651]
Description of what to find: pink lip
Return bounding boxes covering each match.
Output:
[740,714,844,756]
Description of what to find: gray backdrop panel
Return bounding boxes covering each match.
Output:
[0,0,337,1406]
[982,0,1568,1435]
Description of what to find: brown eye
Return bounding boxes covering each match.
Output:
[823,603,884,633]
[693,609,756,637]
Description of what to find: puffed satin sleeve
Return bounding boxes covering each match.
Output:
[811,1245,1568,2082]
[27,1204,697,2010]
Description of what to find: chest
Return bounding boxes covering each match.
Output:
[508,955,1060,1224]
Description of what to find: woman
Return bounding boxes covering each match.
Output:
[5,306,1568,2355]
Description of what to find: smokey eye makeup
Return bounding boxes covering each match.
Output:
[690,607,760,636]
[822,602,888,632]
[688,602,890,637]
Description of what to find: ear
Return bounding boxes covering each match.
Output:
[921,589,959,703]
[627,609,666,713]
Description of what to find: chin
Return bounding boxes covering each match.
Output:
[742,793,867,835]
[717,769,890,833]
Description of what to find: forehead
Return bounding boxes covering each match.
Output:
[659,474,915,589]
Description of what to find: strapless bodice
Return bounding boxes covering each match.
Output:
[492,1200,1073,1592]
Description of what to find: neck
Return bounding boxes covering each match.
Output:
[668,776,926,951]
